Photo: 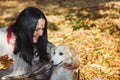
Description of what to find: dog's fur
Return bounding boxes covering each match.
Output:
[0,54,31,80]
[50,45,76,80]
[0,42,55,80]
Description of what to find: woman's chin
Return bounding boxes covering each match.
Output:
[33,39,38,43]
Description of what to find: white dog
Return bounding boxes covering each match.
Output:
[50,45,78,80]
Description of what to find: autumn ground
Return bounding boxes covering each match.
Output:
[0,0,120,80]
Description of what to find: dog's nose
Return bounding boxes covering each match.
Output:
[49,60,54,65]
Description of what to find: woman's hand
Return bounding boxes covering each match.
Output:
[63,59,80,70]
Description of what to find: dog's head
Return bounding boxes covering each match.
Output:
[50,45,74,66]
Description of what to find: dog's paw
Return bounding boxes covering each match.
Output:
[1,75,10,80]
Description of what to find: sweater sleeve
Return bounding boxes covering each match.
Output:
[0,27,10,56]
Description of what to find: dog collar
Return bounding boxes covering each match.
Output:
[7,27,12,44]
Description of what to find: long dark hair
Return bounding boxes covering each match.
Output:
[11,7,49,65]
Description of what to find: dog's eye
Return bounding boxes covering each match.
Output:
[54,52,55,55]
[59,52,63,55]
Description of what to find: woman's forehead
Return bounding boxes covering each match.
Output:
[36,19,45,28]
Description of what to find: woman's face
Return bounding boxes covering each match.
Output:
[33,18,45,43]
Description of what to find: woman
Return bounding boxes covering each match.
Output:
[0,7,80,80]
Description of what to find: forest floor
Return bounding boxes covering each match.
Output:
[0,0,120,80]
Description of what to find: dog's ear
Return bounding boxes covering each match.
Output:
[70,47,79,61]
[50,47,56,57]
[69,47,78,60]
[69,47,75,56]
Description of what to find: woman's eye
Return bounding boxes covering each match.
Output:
[35,29,39,31]
[35,28,44,31]
[59,52,63,55]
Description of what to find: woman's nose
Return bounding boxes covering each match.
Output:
[38,30,43,36]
